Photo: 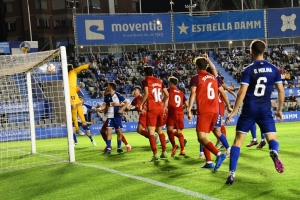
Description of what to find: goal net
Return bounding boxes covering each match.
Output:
[0,47,74,173]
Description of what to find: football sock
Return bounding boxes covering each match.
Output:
[203,147,212,162]
[229,146,240,171]
[200,144,204,153]
[149,135,157,155]
[167,130,176,146]
[268,140,279,153]
[88,135,93,142]
[219,134,230,149]
[250,124,257,140]
[77,105,86,123]
[173,131,179,138]
[106,140,112,149]
[221,125,227,137]
[177,133,185,151]
[122,135,128,145]
[100,131,107,142]
[117,140,122,149]
[73,133,77,144]
[261,132,266,140]
[140,130,149,138]
[71,109,79,131]
[159,133,167,152]
[205,142,219,156]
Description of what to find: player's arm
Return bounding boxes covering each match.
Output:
[203,54,218,77]
[140,87,148,112]
[96,103,107,112]
[73,64,90,74]
[162,88,169,110]
[225,84,248,124]
[118,100,128,114]
[188,86,196,121]
[182,100,189,110]
[218,86,233,112]
[222,83,237,99]
[275,83,285,121]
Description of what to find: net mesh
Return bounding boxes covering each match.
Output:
[0,49,70,172]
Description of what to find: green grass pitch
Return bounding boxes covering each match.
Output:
[0,122,299,200]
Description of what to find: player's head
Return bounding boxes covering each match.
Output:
[144,66,154,76]
[250,40,266,57]
[133,86,142,96]
[194,57,208,71]
[107,82,116,92]
[104,87,110,95]
[206,66,213,75]
[168,76,178,87]
[67,64,74,72]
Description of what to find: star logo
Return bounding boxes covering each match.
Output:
[177,22,189,34]
[281,14,296,32]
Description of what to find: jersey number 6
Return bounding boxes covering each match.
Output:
[207,82,215,100]
[254,77,267,97]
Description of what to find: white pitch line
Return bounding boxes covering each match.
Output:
[74,162,221,200]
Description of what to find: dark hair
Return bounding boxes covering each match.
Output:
[67,64,73,72]
[206,66,213,74]
[169,77,178,85]
[250,40,266,55]
[108,82,116,91]
[195,57,208,70]
[144,66,154,76]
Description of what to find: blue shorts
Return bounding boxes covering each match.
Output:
[78,122,90,131]
[107,118,123,130]
[214,114,222,128]
[236,108,276,134]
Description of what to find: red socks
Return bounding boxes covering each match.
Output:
[149,135,157,155]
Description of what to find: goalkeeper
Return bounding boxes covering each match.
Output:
[68,63,92,135]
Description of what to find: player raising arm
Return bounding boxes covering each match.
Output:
[166,77,188,157]
[140,66,169,162]
[225,40,285,185]
[188,57,227,171]
[68,63,92,135]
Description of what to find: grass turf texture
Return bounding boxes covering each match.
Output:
[0,122,299,200]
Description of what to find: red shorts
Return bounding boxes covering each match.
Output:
[100,120,108,133]
[166,113,184,129]
[139,114,147,129]
[146,109,164,127]
[219,102,225,117]
[196,113,218,133]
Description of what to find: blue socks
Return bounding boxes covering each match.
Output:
[219,134,230,149]
[200,144,203,153]
[107,140,112,149]
[261,132,266,140]
[268,140,279,153]
[117,140,122,149]
[73,133,78,144]
[88,135,93,142]
[229,146,241,172]
[250,124,257,139]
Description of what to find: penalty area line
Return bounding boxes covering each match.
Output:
[74,162,220,200]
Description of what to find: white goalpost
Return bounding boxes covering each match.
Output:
[0,46,74,173]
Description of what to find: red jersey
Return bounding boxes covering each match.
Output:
[168,86,187,115]
[190,71,219,114]
[130,94,146,112]
[142,76,165,111]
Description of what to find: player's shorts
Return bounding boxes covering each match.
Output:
[166,113,184,129]
[100,119,108,133]
[70,89,81,105]
[107,117,123,130]
[146,109,164,127]
[236,108,276,134]
[214,114,221,128]
[196,113,218,133]
[138,114,147,129]
[219,102,225,117]
[78,122,90,131]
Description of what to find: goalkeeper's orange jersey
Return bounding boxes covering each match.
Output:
[68,64,89,89]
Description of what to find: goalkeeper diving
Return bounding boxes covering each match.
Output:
[68,63,93,135]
